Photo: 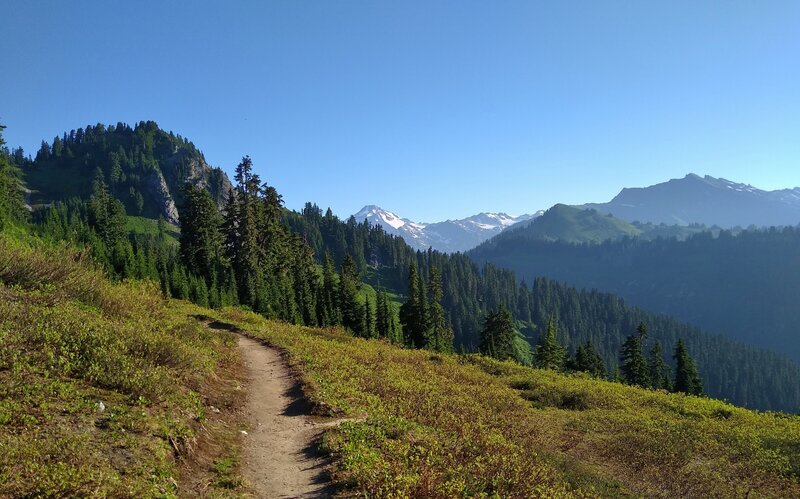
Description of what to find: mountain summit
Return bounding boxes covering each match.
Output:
[353,205,540,252]
[583,173,800,228]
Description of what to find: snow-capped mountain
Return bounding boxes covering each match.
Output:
[353,205,541,253]
[582,174,800,228]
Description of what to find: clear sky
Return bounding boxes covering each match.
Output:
[2,1,799,221]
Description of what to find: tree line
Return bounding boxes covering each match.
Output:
[478,309,703,395]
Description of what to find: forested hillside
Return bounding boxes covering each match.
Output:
[5,122,800,412]
[470,219,800,364]
[17,121,230,223]
[505,204,712,244]
[288,204,800,412]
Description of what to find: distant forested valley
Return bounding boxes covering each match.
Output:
[470,212,800,364]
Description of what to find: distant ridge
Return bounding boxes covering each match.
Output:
[582,173,800,228]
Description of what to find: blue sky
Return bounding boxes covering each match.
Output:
[2,1,799,221]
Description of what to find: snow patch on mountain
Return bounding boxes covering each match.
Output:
[353,205,542,253]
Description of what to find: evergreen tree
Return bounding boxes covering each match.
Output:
[399,262,428,348]
[319,252,341,326]
[427,267,454,352]
[229,156,261,306]
[179,184,224,278]
[572,342,607,378]
[673,339,704,396]
[290,236,317,326]
[0,125,26,231]
[363,296,376,338]
[648,341,673,391]
[338,255,363,335]
[534,317,566,371]
[87,173,127,248]
[479,306,517,362]
[620,322,651,387]
[375,291,391,339]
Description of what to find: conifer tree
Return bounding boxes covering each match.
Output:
[0,125,25,231]
[375,291,390,339]
[572,342,606,378]
[479,306,517,362]
[534,317,566,371]
[648,341,673,391]
[400,262,428,348]
[338,255,363,335]
[427,267,454,352]
[363,296,376,338]
[87,173,127,248]
[229,156,261,306]
[179,184,223,278]
[620,322,651,387]
[673,339,704,395]
[319,252,341,326]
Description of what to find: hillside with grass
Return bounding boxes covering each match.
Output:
[2,229,799,497]
[207,307,800,497]
[0,234,250,497]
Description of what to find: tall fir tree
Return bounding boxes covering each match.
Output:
[534,317,566,371]
[0,125,26,231]
[478,306,517,362]
[571,342,607,378]
[179,184,224,279]
[648,341,673,391]
[620,322,652,388]
[673,339,704,396]
[338,255,363,335]
[427,267,454,352]
[399,262,428,348]
[319,252,341,327]
[87,173,127,249]
[363,296,376,338]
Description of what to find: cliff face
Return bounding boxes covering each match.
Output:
[21,121,233,225]
[142,169,180,224]
[155,148,233,224]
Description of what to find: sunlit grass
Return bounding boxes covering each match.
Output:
[215,307,800,498]
[0,235,243,497]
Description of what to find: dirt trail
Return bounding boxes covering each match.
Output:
[237,335,333,498]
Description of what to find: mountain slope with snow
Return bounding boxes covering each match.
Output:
[353,205,541,252]
[583,173,800,228]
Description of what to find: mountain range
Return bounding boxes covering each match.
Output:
[582,173,800,228]
[353,205,541,253]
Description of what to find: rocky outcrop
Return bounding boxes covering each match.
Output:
[142,169,179,224]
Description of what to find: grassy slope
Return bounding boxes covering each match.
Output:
[3,229,799,497]
[212,308,800,498]
[126,215,181,242]
[0,235,245,497]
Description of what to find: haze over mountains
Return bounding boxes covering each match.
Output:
[582,173,800,228]
[353,205,541,253]
[470,204,800,363]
